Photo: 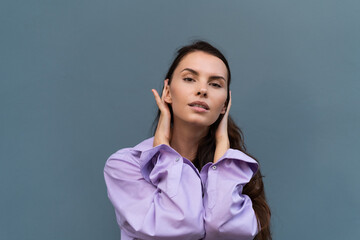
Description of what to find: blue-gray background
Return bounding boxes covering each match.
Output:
[1,0,359,239]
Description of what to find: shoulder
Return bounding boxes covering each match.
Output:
[104,137,155,174]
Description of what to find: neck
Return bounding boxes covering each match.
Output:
[170,117,209,161]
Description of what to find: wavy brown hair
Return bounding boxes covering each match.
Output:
[151,40,271,240]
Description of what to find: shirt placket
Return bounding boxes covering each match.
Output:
[206,164,218,209]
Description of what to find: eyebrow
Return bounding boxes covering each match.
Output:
[180,68,226,82]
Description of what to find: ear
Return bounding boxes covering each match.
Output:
[163,82,172,104]
[220,103,227,114]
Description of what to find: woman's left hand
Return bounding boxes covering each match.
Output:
[214,91,232,163]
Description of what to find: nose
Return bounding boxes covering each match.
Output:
[196,88,207,97]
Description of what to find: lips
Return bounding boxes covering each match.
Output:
[188,101,210,110]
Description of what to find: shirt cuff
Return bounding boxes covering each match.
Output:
[139,144,183,198]
[215,148,259,180]
[200,148,259,192]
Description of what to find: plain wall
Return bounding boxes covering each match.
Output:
[1,0,359,239]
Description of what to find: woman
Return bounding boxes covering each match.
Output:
[104,40,271,240]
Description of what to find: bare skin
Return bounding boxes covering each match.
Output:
[151,80,232,163]
[151,51,232,163]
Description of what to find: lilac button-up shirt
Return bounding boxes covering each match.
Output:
[104,137,259,240]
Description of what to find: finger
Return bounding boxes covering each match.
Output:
[228,91,232,110]
[225,91,232,116]
[151,89,163,109]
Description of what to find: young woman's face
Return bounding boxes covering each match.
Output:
[164,51,228,127]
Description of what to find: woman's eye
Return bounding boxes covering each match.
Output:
[210,83,221,88]
[183,77,194,82]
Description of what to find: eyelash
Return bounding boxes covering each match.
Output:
[183,78,222,88]
[183,77,194,82]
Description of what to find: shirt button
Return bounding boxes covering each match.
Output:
[212,165,217,170]
[175,157,180,162]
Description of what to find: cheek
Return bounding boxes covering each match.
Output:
[170,82,190,104]
[169,89,187,113]
[215,94,227,111]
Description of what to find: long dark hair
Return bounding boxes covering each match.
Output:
[151,40,271,240]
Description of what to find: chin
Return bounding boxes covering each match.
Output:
[173,111,220,127]
[186,116,218,127]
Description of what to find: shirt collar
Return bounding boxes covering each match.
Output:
[133,136,258,167]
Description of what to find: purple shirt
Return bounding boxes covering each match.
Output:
[104,137,259,240]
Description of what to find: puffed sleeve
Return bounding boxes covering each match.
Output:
[200,149,259,240]
[104,144,205,240]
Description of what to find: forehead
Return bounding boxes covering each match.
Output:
[175,51,228,79]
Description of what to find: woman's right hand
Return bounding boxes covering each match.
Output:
[151,79,172,147]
